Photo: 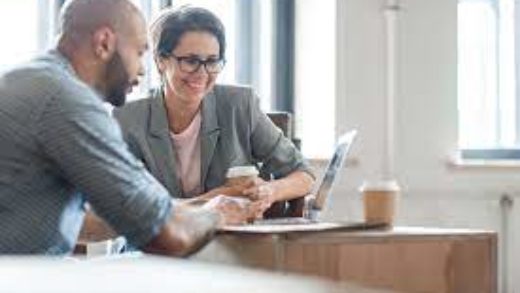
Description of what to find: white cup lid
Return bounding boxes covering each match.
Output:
[226,166,259,178]
[359,180,400,192]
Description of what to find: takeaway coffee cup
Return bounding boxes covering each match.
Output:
[225,166,259,187]
[359,180,400,225]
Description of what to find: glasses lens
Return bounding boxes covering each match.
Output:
[205,59,225,73]
[178,57,201,73]
[174,55,225,74]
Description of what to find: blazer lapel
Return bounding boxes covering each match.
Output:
[147,89,183,197]
[200,90,220,189]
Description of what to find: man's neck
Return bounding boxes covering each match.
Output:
[57,40,103,94]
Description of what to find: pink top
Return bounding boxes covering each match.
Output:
[170,111,202,197]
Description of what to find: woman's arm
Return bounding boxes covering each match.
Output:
[245,92,315,212]
[242,170,314,218]
[244,170,314,202]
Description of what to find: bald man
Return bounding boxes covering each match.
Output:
[0,0,247,255]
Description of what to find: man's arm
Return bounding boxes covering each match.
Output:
[142,204,219,256]
[79,196,248,257]
[143,196,249,257]
[38,87,209,252]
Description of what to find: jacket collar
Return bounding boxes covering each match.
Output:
[200,89,220,188]
[148,87,221,193]
[149,88,169,138]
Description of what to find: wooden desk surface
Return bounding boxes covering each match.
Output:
[195,226,498,293]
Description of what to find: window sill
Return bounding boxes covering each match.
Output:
[448,152,520,169]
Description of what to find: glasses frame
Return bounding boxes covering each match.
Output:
[168,54,226,74]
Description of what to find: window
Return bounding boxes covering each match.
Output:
[458,0,518,152]
[0,1,40,70]
[294,0,336,158]
[127,0,167,101]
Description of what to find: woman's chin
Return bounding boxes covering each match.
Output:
[184,88,207,100]
[179,92,205,104]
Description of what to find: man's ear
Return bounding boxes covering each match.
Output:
[92,27,117,61]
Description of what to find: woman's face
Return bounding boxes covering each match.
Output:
[160,31,221,104]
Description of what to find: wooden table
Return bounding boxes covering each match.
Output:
[194,226,497,293]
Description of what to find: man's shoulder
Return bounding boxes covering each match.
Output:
[1,54,94,104]
[1,60,63,95]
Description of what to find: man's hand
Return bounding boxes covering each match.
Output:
[204,195,251,226]
[142,202,221,257]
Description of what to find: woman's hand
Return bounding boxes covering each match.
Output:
[242,178,277,219]
[242,178,274,200]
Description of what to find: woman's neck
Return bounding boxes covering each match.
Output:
[164,87,202,134]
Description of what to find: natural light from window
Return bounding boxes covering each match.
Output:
[295,0,336,158]
[0,1,38,71]
[458,0,517,149]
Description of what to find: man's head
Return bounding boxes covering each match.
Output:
[58,0,148,106]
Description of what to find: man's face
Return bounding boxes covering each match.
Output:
[104,14,148,107]
[104,49,130,107]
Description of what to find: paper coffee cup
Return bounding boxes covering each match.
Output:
[359,180,399,225]
[225,166,259,186]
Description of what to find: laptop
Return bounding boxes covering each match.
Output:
[220,130,384,233]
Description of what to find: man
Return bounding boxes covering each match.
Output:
[0,0,246,255]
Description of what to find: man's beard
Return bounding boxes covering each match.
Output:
[104,50,131,107]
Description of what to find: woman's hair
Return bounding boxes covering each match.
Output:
[151,5,226,60]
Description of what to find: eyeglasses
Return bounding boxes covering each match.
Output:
[169,54,225,74]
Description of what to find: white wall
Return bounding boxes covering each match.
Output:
[307,0,520,291]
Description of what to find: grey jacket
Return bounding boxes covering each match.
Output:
[113,84,312,198]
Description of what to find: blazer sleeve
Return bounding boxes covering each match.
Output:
[248,92,314,179]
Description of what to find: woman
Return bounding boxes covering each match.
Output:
[113,6,314,218]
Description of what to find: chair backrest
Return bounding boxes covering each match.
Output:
[263,111,305,218]
[267,111,293,138]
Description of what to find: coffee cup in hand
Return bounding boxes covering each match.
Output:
[359,180,400,226]
[225,166,259,187]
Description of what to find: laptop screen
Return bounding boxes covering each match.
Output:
[312,130,358,211]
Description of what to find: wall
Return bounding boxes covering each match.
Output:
[310,0,520,291]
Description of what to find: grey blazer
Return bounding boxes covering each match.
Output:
[113,84,312,198]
